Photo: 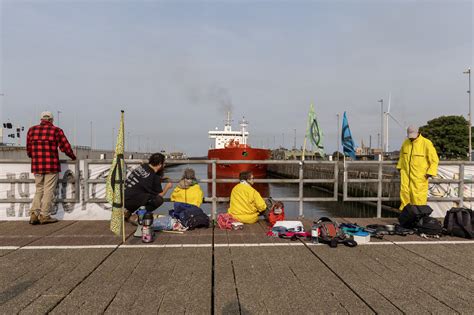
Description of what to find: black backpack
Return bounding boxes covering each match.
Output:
[416,216,443,236]
[399,205,433,228]
[177,206,210,230]
[443,208,473,239]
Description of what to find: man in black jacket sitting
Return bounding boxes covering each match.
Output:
[124,153,173,221]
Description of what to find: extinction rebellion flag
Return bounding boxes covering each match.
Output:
[306,104,325,157]
[106,111,126,237]
[341,111,357,159]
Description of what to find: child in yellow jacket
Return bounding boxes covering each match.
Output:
[170,168,204,208]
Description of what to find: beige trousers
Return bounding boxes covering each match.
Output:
[30,173,59,217]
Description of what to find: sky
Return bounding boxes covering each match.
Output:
[0,0,472,156]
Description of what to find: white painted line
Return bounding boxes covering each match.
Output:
[21,245,119,250]
[217,243,307,247]
[182,244,213,248]
[392,240,474,245]
[119,244,213,249]
[0,246,20,250]
[361,242,394,245]
[1,241,472,250]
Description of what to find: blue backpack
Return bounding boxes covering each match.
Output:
[171,203,209,230]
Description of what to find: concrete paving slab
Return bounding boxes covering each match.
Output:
[0,249,113,314]
[215,246,373,314]
[51,247,212,314]
[26,221,135,247]
[0,221,76,247]
[0,250,15,257]
[310,243,474,313]
[397,244,474,280]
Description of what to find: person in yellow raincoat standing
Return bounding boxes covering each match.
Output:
[170,168,204,208]
[397,126,439,210]
[228,171,267,224]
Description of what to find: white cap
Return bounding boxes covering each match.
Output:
[407,125,419,138]
[40,111,54,120]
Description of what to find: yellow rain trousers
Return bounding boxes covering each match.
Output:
[397,134,439,210]
[228,182,267,224]
[170,184,204,208]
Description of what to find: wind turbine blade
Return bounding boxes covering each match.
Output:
[387,92,391,114]
[388,113,404,129]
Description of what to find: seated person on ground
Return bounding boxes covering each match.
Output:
[227,171,267,224]
[124,153,173,221]
[170,168,204,209]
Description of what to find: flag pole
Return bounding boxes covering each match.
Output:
[302,104,311,161]
[121,110,126,244]
[302,136,307,161]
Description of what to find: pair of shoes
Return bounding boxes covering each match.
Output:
[29,212,39,225]
[39,215,58,224]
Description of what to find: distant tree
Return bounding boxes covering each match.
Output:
[419,115,470,160]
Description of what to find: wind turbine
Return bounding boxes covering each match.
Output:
[384,92,405,152]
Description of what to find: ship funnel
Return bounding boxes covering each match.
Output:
[225,112,232,126]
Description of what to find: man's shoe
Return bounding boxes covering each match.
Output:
[124,210,132,222]
[39,215,58,224]
[29,212,39,225]
[128,214,139,226]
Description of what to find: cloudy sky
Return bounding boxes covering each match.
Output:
[0,0,472,156]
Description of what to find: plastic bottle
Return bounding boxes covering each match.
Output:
[311,224,319,244]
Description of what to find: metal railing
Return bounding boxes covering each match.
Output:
[343,160,474,217]
[0,159,80,203]
[2,159,473,219]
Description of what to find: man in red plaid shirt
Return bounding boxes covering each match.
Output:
[27,111,76,224]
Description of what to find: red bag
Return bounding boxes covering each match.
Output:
[217,213,238,230]
[267,201,285,227]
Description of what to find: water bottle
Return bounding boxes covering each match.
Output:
[141,212,154,243]
[311,224,319,244]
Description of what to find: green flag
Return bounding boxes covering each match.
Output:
[106,111,125,236]
[306,104,325,157]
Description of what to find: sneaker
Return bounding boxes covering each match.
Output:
[29,212,39,225]
[39,215,58,224]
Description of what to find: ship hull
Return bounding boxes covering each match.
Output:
[207,147,271,178]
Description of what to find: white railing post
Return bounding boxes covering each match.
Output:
[212,161,217,222]
[298,160,304,218]
[377,159,383,218]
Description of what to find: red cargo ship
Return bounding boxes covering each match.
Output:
[208,112,271,179]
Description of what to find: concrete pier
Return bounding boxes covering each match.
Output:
[0,219,473,314]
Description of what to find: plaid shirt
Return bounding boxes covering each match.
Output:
[27,120,76,174]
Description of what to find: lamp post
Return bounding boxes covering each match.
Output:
[464,68,471,160]
[336,113,340,160]
[293,129,296,150]
[378,99,384,159]
[90,121,93,150]
[57,110,62,126]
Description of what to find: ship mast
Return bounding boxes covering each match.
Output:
[239,117,248,145]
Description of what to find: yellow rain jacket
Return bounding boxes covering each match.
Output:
[397,134,439,210]
[170,184,204,208]
[228,182,267,224]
